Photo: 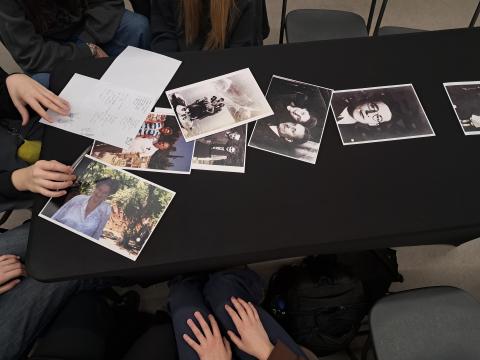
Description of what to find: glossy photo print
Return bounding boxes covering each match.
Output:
[249,76,333,164]
[166,68,273,141]
[90,109,195,174]
[331,84,435,145]
[444,81,480,135]
[39,155,175,261]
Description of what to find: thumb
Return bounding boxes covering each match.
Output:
[227,330,244,350]
[14,101,30,126]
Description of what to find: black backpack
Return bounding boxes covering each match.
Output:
[264,250,402,356]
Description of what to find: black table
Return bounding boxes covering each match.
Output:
[27,28,480,282]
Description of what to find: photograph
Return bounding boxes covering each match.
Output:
[248,76,333,164]
[90,109,195,174]
[331,84,435,145]
[166,68,273,141]
[39,155,175,261]
[191,125,247,173]
[444,81,480,135]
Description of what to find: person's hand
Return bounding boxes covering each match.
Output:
[5,74,70,125]
[11,160,76,197]
[183,311,232,360]
[0,255,26,295]
[92,44,109,58]
[225,297,274,360]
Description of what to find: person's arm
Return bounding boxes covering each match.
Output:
[267,342,305,360]
[150,0,180,53]
[227,0,259,48]
[0,0,92,73]
[0,68,18,119]
[78,0,125,45]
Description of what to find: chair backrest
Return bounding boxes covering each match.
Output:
[374,0,480,35]
[279,0,377,43]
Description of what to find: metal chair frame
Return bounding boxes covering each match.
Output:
[279,0,378,44]
[374,0,480,36]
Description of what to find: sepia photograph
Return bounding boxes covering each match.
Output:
[166,68,273,141]
[39,155,175,261]
[90,109,195,174]
[192,125,247,173]
[444,81,480,135]
[331,84,435,145]
[248,76,333,164]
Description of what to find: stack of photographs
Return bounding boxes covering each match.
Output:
[39,155,175,261]
[192,125,247,173]
[90,108,195,174]
[331,84,435,145]
[166,68,273,142]
[249,76,333,164]
[444,81,480,135]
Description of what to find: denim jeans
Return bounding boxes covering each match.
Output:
[168,269,305,360]
[0,223,112,360]
[32,9,151,88]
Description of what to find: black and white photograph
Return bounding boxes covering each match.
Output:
[166,68,273,141]
[192,125,247,173]
[444,81,480,135]
[90,109,195,174]
[248,76,333,164]
[331,84,435,145]
[39,155,175,261]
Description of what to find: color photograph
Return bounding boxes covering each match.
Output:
[249,76,333,164]
[90,109,195,174]
[166,68,273,141]
[192,125,247,173]
[39,155,175,261]
[444,81,480,135]
[331,84,435,145]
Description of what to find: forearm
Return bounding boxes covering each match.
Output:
[0,70,20,118]
[150,0,179,53]
[267,342,305,360]
[0,169,29,200]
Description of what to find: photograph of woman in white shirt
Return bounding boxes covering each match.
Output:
[52,178,120,240]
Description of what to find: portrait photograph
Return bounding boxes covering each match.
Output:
[166,68,273,142]
[331,84,435,145]
[444,81,480,135]
[248,76,333,164]
[90,109,195,174]
[191,125,247,173]
[39,155,175,261]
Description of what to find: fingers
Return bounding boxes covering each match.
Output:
[38,94,69,116]
[0,279,21,295]
[40,169,75,182]
[248,302,261,321]
[223,337,232,356]
[41,88,70,113]
[231,297,248,321]
[0,255,20,262]
[237,298,255,320]
[208,314,221,338]
[37,187,67,198]
[227,330,244,351]
[225,303,242,329]
[187,317,206,344]
[194,311,212,339]
[38,160,73,174]
[1,262,24,275]
[37,179,73,192]
[183,333,201,353]
[12,100,30,126]
[27,98,52,122]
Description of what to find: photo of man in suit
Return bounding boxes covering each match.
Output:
[445,83,480,134]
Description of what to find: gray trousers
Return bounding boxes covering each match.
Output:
[0,223,105,360]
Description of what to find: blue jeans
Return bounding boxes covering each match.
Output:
[168,269,305,360]
[0,224,112,360]
[32,9,151,88]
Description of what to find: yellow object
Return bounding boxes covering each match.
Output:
[17,140,42,165]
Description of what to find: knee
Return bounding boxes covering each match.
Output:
[123,11,150,38]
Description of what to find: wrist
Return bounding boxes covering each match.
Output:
[257,343,275,360]
[11,168,29,192]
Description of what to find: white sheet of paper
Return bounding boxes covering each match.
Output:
[40,74,156,148]
[101,46,182,97]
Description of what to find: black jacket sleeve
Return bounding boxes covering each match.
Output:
[150,0,180,53]
[228,0,264,48]
[0,68,19,119]
[78,0,126,44]
[0,0,93,73]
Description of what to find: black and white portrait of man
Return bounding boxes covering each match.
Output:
[444,82,480,135]
[249,76,333,164]
[331,84,435,145]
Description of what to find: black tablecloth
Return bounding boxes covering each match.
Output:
[27,28,480,281]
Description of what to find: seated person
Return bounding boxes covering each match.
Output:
[150,0,266,53]
[169,268,306,360]
[0,0,150,87]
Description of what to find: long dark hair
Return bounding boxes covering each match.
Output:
[23,0,85,33]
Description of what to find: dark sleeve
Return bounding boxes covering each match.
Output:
[0,169,28,200]
[0,68,19,119]
[228,0,261,48]
[150,0,180,53]
[0,0,92,73]
[78,0,125,44]
[268,342,305,360]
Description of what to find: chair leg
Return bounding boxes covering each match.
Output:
[279,0,288,44]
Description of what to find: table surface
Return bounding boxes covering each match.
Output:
[27,28,480,282]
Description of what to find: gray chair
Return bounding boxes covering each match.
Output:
[374,0,480,36]
[0,199,33,228]
[280,0,377,44]
[370,287,480,360]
